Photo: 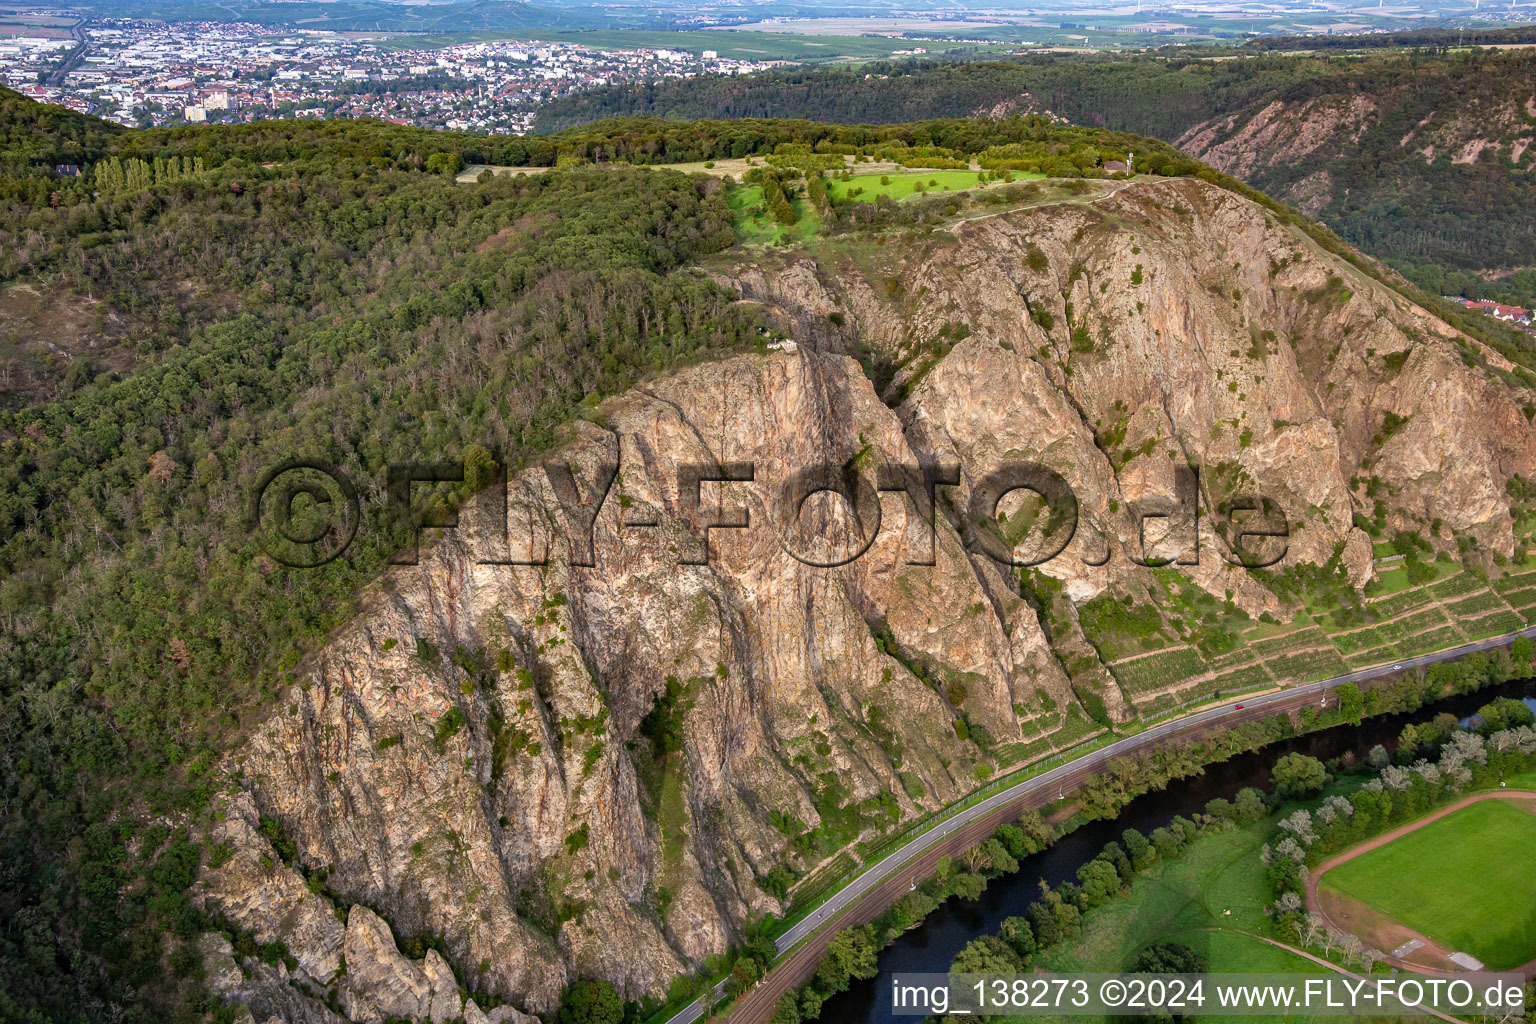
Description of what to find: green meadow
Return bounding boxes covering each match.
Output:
[826,169,1042,204]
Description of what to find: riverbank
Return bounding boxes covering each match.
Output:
[806,675,1536,1024]
[904,704,1536,1024]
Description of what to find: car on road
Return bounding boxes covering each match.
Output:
[1233,703,1244,710]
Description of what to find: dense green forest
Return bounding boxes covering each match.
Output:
[532,54,1308,136]
[0,95,768,1023]
[536,48,1536,303]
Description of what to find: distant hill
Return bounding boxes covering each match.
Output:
[536,47,1536,303]
[1240,22,1536,50]
[80,0,651,32]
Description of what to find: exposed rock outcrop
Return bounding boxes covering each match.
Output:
[1169,65,1536,268]
[198,177,1536,1022]
[197,933,347,1024]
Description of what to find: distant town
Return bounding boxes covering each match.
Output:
[0,21,773,133]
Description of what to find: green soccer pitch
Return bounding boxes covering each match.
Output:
[1319,798,1536,970]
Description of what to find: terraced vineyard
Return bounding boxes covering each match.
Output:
[1462,610,1526,638]
[1345,644,1397,670]
[785,851,857,914]
[1371,589,1442,619]
[1206,659,1273,693]
[1251,627,1328,658]
[1494,571,1536,595]
[1095,568,1532,715]
[1111,647,1208,696]
[1444,591,1507,617]
[1264,646,1348,680]
[993,734,1061,769]
[1428,572,1486,600]
[1334,624,1391,656]
[1495,572,1536,611]
[1396,624,1465,658]
[1378,607,1453,645]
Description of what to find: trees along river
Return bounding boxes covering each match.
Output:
[819,677,1536,1024]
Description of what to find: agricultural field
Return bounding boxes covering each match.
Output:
[1207,661,1274,694]
[1443,590,1508,618]
[1108,647,1206,696]
[994,734,1059,769]
[1320,799,1536,970]
[1263,646,1346,683]
[1375,606,1452,645]
[1205,645,1261,669]
[1344,644,1397,670]
[1332,625,1389,656]
[1366,587,1439,621]
[1393,624,1463,658]
[1428,571,1485,600]
[1494,571,1536,595]
[1250,627,1327,659]
[1459,609,1528,639]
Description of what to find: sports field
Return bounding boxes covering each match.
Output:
[1319,799,1536,969]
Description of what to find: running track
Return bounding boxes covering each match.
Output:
[1306,790,1536,976]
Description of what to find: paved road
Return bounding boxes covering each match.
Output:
[665,624,1536,1024]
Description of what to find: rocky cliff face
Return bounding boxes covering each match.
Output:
[197,177,1536,1021]
[1171,74,1536,227]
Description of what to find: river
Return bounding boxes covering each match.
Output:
[821,678,1536,1024]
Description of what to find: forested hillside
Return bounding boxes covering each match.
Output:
[0,96,1246,1022]
[0,96,762,1022]
[536,48,1536,304]
[532,55,1297,136]
[1241,23,1536,50]
[4,91,1536,1024]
